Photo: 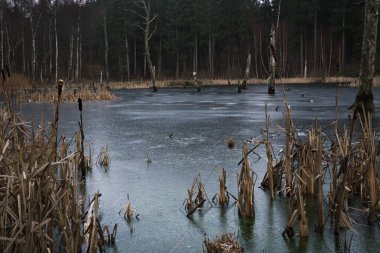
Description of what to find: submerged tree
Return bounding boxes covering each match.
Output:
[352,0,380,115]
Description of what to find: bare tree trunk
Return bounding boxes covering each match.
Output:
[157,35,161,79]
[118,50,123,81]
[79,35,82,80]
[193,33,198,73]
[30,14,36,83]
[104,13,109,84]
[1,9,4,69]
[5,25,10,71]
[125,30,130,81]
[241,53,251,89]
[68,32,73,80]
[304,36,308,78]
[353,0,380,114]
[143,53,146,78]
[75,13,80,82]
[49,19,53,80]
[176,51,179,79]
[54,8,58,83]
[341,1,346,74]
[268,25,276,94]
[253,28,258,78]
[139,0,158,91]
[208,33,212,78]
[22,18,25,73]
[320,32,325,81]
[300,35,303,76]
[134,39,137,76]
[313,9,317,75]
[328,37,332,77]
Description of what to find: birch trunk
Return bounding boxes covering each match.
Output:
[268,25,276,94]
[353,0,380,114]
[241,53,251,89]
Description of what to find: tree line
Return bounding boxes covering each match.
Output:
[1,0,379,84]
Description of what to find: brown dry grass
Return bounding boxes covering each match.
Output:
[204,233,243,253]
[17,88,117,103]
[0,110,83,252]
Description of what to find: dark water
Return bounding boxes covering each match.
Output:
[19,84,380,252]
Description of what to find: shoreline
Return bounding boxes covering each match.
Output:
[106,76,380,90]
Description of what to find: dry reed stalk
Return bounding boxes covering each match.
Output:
[264,104,274,199]
[358,113,379,212]
[227,137,236,149]
[22,87,117,103]
[0,109,84,252]
[184,175,209,217]
[96,145,110,169]
[124,202,134,220]
[237,144,255,218]
[282,88,295,196]
[218,168,228,205]
[204,233,243,253]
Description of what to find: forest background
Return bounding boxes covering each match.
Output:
[1,0,379,85]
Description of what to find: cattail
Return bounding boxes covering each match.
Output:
[78,97,82,112]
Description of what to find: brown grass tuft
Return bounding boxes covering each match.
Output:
[204,233,243,253]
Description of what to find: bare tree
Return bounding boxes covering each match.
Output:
[75,2,81,83]
[28,0,42,83]
[136,0,158,92]
[268,0,281,94]
[124,19,130,81]
[104,10,109,84]
[352,0,380,115]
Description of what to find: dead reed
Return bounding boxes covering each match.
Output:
[227,137,236,149]
[212,168,230,205]
[0,80,116,252]
[184,175,211,217]
[257,89,380,237]
[0,109,83,252]
[203,233,243,253]
[237,144,256,218]
[21,88,117,103]
[96,145,110,169]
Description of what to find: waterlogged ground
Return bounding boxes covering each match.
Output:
[19,84,380,252]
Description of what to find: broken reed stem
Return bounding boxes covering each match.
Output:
[219,168,228,205]
[264,104,274,199]
[78,97,86,177]
[237,144,255,218]
[184,175,210,217]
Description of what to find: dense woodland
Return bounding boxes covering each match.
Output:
[1,0,380,84]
